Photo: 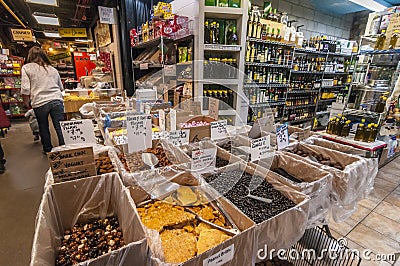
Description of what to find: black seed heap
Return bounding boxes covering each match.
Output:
[273,168,303,184]
[218,140,232,151]
[204,170,296,224]
[215,156,230,168]
[56,217,125,266]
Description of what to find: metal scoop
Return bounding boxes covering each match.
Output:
[142,152,159,169]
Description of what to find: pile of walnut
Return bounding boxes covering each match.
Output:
[117,153,130,172]
[56,217,125,265]
[146,146,172,167]
[290,148,344,170]
[95,155,115,175]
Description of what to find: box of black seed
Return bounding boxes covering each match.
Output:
[31,173,149,265]
[282,142,371,223]
[250,152,334,228]
[201,161,310,258]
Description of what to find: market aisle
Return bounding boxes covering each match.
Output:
[0,121,49,266]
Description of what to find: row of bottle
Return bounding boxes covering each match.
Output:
[286,93,317,106]
[247,106,285,123]
[374,29,399,50]
[205,0,240,8]
[204,19,238,45]
[302,35,338,53]
[354,123,379,142]
[326,116,351,137]
[292,56,348,73]
[289,76,320,90]
[246,42,292,65]
[204,57,238,79]
[245,66,288,84]
[246,87,286,104]
[203,87,235,108]
[285,108,313,122]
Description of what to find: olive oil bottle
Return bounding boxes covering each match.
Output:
[363,124,373,142]
[354,123,365,141]
[341,120,351,137]
[374,29,386,50]
[326,118,335,134]
[332,118,341,135]
[367,123,379,142]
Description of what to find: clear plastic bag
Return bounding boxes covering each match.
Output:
[31,173,149,266]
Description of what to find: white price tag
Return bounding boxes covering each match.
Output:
[210,120,228,140]
[61,119,96,145]
[251,135,271,161]
[140,63,149,70]
[164,65,176,76]
[159,110,166,131]
[191,148,217,171]
[209,98,219,120]
[170,109,177,131]
[152,131,167,140]
[126,115,152,153]
[276,124,289,150]
[203,244,234,266]
[168,130,190,146]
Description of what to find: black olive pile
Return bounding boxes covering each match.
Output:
[273,168,302,184]
[204,171,296,224]
[215,156,230,168]
[217,140,232,151]
[56,217,125,265]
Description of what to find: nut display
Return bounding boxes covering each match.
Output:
[216,156,229,168]
[204,170,296,224]
[118,153,130,171]
[137,187,232,263]
[95,155,115,175]
[146,146,173,167]
[288,148,344,170]
[55,217,125,265]
[124,152,146,172]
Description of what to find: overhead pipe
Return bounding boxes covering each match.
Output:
[0,0,27,28]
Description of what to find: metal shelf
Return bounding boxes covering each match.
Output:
[359,49,400,55]
[285,103,316,110]
[243,83,289,88]
[132,37,174,49]
[204,6,243,18]
[250,101,286,108]
[318,98,336,104]
[203,44,242,51]
[245,62,291,68]
[290,70,324,74]
[287,117,313,124]
[316,110,330,116]
[287,89,319,94]
[320,85,347,89]
[294,48,328,55]
[246,37,295,47]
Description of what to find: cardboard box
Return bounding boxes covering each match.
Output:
[178,115,216,143]
[31,173,149,265]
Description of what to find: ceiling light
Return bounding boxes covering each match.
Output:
[32,12,59,26]
[49,47,54,52]
[69,47,74,52]
[349,0,387,12]
[43,31,60,38]
[25,0,58,7]
[75,39,93,43]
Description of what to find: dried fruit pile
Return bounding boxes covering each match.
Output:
[95,155,115,175]
[288,148,344,170]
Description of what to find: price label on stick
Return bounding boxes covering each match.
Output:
[60,119,96,145]
[251,135,271,161]
[159,110,166,131]
[170,109,177,131]
[211,120,228,140]
[276,124,289,150]
[168,129,189,146]
[209,98,219,120]
[126,115,152,153]
[192,148,217,171]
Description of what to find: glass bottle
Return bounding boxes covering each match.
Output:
[227,26,238,45]
[341,120,351,137]
[266,27,272,41]
[276,29,282,42]
[389,30,399,49]
[363,124,373,142]
[332,118,341,135]
[354,123,365,141]
[375,96,387,113]
[271,28,276,41]
[367,124,378,142]
[247,14,253,38]
[326,118,334,134]
[374,29,386,50]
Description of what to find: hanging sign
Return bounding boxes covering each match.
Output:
[168,130,190,146]
[191,148,217,171]
[209,98,219,120]
[251,135,271,161]
[60,119,96,145]
[126,115,152,153]
[210,120,228,140]
[276,124,289,150]
[58,28,87,38]
[98,6,117,24]
[48,52,71,61]
[10,29,34,42]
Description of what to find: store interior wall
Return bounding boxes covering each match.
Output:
[252,0,357,39]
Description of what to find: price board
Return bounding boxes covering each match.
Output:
[191,148,217,171]
[250,135,271,161]
[60,119,96,145]
[276,124,289,150]
[209,98,219,120]
[168,129,190,146]
[210,120,228,140]
[126,115,152,153]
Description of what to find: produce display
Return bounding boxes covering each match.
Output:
[56,217,125,265]
[146,146,173,167]
[215,156,230,168]
[137,187,233,263]
[204,171,295,224]
[118,146,173,172]
[288,147,344,170]
[95,155,115,175]
[217,140,232,151]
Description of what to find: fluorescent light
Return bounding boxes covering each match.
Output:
[44,31,60,38]
[75,39,93,43]
[48,47,54,52]
[25,0,58,6]
[349,0,387,12]
[32,12,59,26]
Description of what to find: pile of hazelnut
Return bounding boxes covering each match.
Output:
[56,217,125,265]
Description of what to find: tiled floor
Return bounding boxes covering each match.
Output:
[328,157,400,266]
[0,121,399,265]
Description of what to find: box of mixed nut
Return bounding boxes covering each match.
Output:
[31,173,149,265]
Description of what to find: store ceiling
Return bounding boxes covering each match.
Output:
[311,0,400,15]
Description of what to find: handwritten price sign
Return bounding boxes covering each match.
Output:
[191,148,217,171]
[276,124,289,150]
[210,120,228,140]
[126,115,152,153]
[60,119,96,145]
[168,130,190,146]
[250,135,271,161]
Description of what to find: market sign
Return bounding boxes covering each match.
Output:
[10,28,34,42]
[48,52,71,61]
[58,28,87,38]
[98,6,117,24]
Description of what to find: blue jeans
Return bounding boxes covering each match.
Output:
[34,100,65,152]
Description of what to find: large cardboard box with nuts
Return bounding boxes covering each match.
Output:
[250,152,333,228]
[126,172,257,266]
[282,142,370,222]
[201,162,310,258]
[31,173,149,265]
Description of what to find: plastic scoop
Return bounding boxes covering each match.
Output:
[245,187,272,204]
[142,152,159,169]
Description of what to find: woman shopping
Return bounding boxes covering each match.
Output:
[21,46,65,153]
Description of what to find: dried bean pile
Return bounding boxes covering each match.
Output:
[289,148,344,170]
[218,140,232,151]
[56,217,125,265]
[95,155,115,175]
[215,156,230,168]
[204,170,295,224]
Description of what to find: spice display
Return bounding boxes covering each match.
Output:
[204,171,295,224]
[56,217,125,265]
[216,156,230,168]
[288,148,344,170]
[95,155,115,175]
[137,187,233,263]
